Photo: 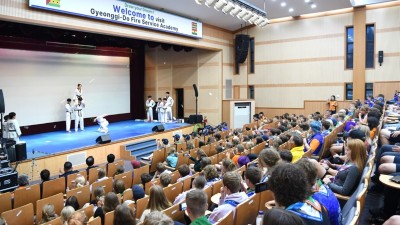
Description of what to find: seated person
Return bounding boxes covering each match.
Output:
[208,172,249,223]
[59,161,79,179]
[241,167,262,197]
[139,185,172,222]
[262,208,306,225]
[188,149,208,172]
[85,156,97,176]
[268,163,330,225]
[258,148,281,182]
[303,121,324,156]
[279,150,293,163]
[321,120,331,137]
[322,139,367,196]
[296,158,341,225]
[164,148,178,168]
[39,169,50,197]
[38,204,58,224]
[114,165,125,176]
[186,189,211,225]
[231,144,245,165]
[153,163,171,180]
[203,165,220,187]
[16,174,29,190]
[289,134,304,162]
[113,179,126,196]
[177,164,191,182]
[106,153,115,171]
[140,173,153,192]
[174,175,207,204]
[160,173,172,188]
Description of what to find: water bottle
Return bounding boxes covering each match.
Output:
[256,210,264,225]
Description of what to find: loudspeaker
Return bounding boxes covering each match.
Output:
[6,147,16,163]
[189,115,203,124]
[378,51,384,66]
[15,143,27,161]
[152,125,165,132]
[96,134,111,144]
[193,84,199,97]
[0,89,4,114]
[235,34,250,64]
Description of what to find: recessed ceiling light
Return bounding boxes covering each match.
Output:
[305,0,311,3]
[281,2,286,7]
[311,3,316,8]
[289,8,294,12]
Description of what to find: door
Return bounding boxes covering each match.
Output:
[175,88,184,119]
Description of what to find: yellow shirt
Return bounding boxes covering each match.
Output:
[291,146,305,163]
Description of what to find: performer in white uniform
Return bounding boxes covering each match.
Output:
[2,115,9,139]
[165,92,174,122]
[65,98,73,132]
[74,97,86,132]
[155,98,162,122]
[73,84,83,100]
[145,96,156,122]
[160,98,168,123]
[93,115,109,133]
[7,112,21,143]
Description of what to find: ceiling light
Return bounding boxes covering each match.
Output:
[243,12,254,21]
[195,0,204,4]
[311,3,316,8]
[281,2,286,7]
[237,8,249,19]
[230,4,242,16]
[214,0,227,11]
[249,15,260,24]
[304,0,311,3]
[259,18,269,27]
[205,0,217,7]
[222,2,235,14]
[289,8,294,12]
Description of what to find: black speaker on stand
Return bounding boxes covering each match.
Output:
[96,134,111,144]
[235,34,250,74]
[152,125,165,132]
[378,51,384,66]
[189,84,203,124]
[15,143,27,161]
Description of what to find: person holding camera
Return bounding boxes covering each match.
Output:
[327,95,338,115]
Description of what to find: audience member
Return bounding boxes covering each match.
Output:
[208,172,248,223]
[143,211,174,225]
[263,208,306,225]
[61,206,75,225]
[258,148,281,182]
[40,169,50,197]
[65,196,80,211]
[279,150,293,163]
[177,164,191,182]
[59,161,79,186]
[242,167,261,197]
[67,211,87,225]
[153,162,171,179]
[186,189,211,225]
[268,163,330,225]
[165,148,178,168]
[94,192,119,225]
[202,165,220,187]
[114,204,136,225]
[174,175,207,204]
[140,185,172,222]
[114,165,125,176]
[85,156,97,175]
[303,121,324,156]
[16,174,29,189]
[160,173,172,188]
[113,179,126,195]
[38,204,58,224]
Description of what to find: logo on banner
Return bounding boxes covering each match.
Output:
[46,0,60,7]
[192,22,198,35]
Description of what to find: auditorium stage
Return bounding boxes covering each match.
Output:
[20,120,190,159]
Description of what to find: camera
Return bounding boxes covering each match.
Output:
[179,202,187,211]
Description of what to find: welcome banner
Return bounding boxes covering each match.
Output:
[29,0,203,39]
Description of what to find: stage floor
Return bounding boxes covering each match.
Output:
[20,120,190,159]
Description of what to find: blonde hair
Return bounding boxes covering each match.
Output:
[356,125,372,144]
[347,139,367,173]
[147,185,172,211]
[143,211,174,225]
[61,206,75,224]
[75,175,86,188]
[40,204,58,224]
[67,211,87,225]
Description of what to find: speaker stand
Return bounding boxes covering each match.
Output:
[195,97,198,117]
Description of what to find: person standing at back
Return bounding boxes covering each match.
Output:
[74,97,85,132]
[165,92,174,122]
[65,98,73,132]
[7,112,21,143]
[327,95,338,115]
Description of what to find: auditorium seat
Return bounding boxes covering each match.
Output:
[0,192,12,215]
[66,185,90,209]
[41,217,63,225]
[13,183,40,211]
[132,164,150,185]
[107,160,124,177]
[258,190,274,211]
[78,204,94,220]
[122,188,133,202]
[211,180,223,196]
[164,181,183,203]
[169,170,180,184]
[104,210,114,225]
[162,203,184,222]
[145,178,160,195]
[88,165,106,184]
[114,170,133,189]
[88,216,101,225]
[213,211,233,225]
[1,203,34,225]
[67,170,87,190]
[135,196,149,219]
[148,148,166,173]
[36,193,64,223]
[43,177,66,198]
[91,177,113,200]
[233,194,260,225]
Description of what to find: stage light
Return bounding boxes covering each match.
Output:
[249,15,260,24]
[230,4,242,16]
[195,0,204,4]
[214,0,228,11]
[311,3,316,8]
[259,18,269,27]
[237,8,249,19]
[222,1,235,14]
[205,0,217,7]
[289,8,294,12]
[243,11,254,21]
